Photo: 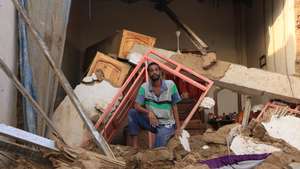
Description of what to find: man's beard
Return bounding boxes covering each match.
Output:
[150,74,160,81]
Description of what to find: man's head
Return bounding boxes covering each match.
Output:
[147,62,161,81]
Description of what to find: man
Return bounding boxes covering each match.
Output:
[128,62,182,148]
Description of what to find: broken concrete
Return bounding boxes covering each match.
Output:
[202,123,238,145]
[130,45,300,103]
[171,53,230,80]
[48,81,119,147]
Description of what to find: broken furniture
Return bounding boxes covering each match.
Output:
[94,50,213,145]
[87,52,131,87]
[83,29,156,74]
[257,101,300,122]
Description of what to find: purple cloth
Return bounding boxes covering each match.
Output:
[200,153,271,168]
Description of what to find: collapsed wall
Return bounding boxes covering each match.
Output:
[131,44,300,104]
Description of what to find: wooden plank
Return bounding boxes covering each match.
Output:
[0,123,58,151]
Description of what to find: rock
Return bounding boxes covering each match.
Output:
[255,162,281,169]
[182,164,209,169]
[202,124,238,145]
[289,162,300,169]
[252,122,266,139]
[135,148,174,162]
[202,52,217,70]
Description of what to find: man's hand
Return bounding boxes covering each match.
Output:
[148,111,159,127]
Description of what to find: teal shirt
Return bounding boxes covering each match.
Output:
[135,80,181,125]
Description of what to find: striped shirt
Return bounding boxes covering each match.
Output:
[135,80,181,125]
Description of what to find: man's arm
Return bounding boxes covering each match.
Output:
[134,103,150,114]
[135,103,158,127]
[134,85,158,126]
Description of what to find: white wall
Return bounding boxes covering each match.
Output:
[0,0,17,126]
[246,0,296,75]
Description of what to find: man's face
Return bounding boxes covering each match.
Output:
[148,64,160,81]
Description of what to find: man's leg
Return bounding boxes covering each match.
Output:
[153,124,176,148]
[127,109,157,148]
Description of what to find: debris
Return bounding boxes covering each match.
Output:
[133,45,300,103]
[171,53,230,80]
[262,115,300,150]
[128,52,143,65]
[230,135,281,155]
[202,52,217,70]
[202,123,238,145]
[200,97,215,109]
[48,81,119,147]
[82,73,98,83]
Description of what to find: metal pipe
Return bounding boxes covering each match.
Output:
[11,0,115,159]
[0,57,64,142]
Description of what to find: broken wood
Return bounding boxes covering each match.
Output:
[11,0,116,159]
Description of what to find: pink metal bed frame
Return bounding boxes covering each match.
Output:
[257,101,300,121]
[94,50,214,143]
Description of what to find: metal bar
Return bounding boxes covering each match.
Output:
[103,68,146,135]
[11,0,115,159]
[0,57,64,142]
[0,139,51,164]
[268,104,300,114]
[160,4,208,55]
[147,50,212,83]
[147,57,207,90]
[95,58,146,129]
[180,83,212,129]
[256,102,271,120]
[0,123,58,151]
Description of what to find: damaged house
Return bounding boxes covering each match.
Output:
[0,0,300,168]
